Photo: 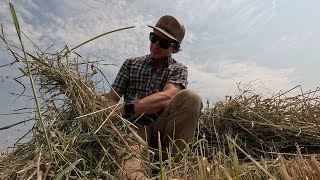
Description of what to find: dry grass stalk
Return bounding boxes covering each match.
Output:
[279,158,291,180]
[311,155,320,177]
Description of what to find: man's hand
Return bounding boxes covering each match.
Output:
[96,94,124,116]
[96,94,115,107]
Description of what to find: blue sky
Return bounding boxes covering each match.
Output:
[1,0,320,150]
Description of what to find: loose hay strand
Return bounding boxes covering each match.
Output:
[9,2,53,160]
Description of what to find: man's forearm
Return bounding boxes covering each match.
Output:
[133,92,171,114]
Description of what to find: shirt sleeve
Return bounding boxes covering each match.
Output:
[111,59,130,95]
[167,64,188,89]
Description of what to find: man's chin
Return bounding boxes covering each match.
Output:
[150,54,157,59]
[151,54,164,60]
[152,56,163,60]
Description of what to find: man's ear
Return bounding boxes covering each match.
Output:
[172,43,180,54]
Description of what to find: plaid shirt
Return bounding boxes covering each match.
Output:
[112,54,188,103]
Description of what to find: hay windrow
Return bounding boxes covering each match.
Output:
[200,86,320,157]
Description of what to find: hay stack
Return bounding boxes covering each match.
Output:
[200,87,320,158]
[0,46,142,179]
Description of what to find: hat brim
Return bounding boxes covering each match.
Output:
[147,25,179,43]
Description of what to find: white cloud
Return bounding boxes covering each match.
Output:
[187,60,296,102]
[1,0,151,60]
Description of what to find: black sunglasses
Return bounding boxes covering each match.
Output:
[149,32,176,49]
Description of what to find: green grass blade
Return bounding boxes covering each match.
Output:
[158,132,164,180]
[8,2,53,160]
[55,159,84,180]
[90,155,93,180]
[9,2,21,39]
[18,67,28,76]
[70,26,135,51]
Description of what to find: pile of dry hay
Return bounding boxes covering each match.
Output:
[200,86,320,158]
[0,44,146,179]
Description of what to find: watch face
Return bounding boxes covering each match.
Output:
[125,103,135,116]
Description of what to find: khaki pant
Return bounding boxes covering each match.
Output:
[119,89,202,179]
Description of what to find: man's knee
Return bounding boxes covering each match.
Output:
[176,89,202,108]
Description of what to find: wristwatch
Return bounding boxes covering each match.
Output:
[124,102,135,118]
